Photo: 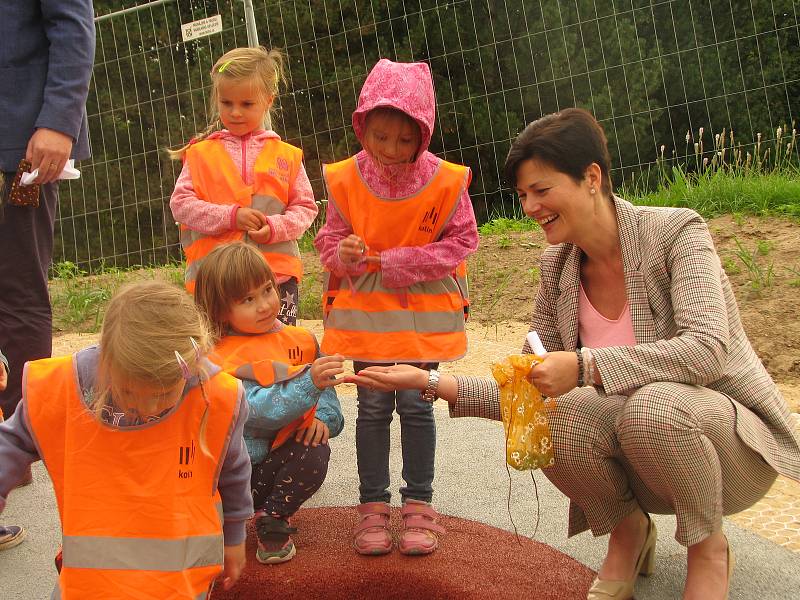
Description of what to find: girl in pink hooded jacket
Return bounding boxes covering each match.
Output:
[314,59,479,556]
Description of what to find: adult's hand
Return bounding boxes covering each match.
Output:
[345,364,429,392]
[26,128,73,185]
[529,351,580,397]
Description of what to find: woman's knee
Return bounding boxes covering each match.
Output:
[548,389,621,467]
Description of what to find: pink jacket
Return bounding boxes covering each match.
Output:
[313,59,478,288]
[170,129,317,283]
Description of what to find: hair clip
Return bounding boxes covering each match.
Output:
[175,351,192,381]
[218,60,234,73]
[190,337,202,363]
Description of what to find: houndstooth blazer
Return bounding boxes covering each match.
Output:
[454,197,800,482]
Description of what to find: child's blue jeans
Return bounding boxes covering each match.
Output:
[354,361,437,504]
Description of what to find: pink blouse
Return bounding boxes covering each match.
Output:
[578,282,637,348]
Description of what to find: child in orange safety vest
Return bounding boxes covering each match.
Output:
[314,59,479,556]
[169,46,318,325]
[0,281,253,599]
[194,241,345,565]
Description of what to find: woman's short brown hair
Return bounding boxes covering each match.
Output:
[503,108,613,197]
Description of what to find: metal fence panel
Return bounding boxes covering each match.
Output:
[57,0,799,271]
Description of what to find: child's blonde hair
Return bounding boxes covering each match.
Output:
[194,242,278,339]
[95,280,215,454]
[168,46,285,160]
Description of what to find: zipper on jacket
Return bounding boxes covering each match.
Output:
[241,133,249,182]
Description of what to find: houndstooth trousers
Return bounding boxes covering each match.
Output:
[452,375,778,546]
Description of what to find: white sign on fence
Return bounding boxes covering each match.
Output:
[181,15,223,42]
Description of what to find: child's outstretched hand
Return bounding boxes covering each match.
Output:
[236,207,266,232]
[294,417,330,447]
[248,222,272,244]
[338,234,380,265]
[310,354,345,389]
[222,542,246,590]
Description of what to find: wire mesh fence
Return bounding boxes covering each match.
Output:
[57,0,799,271]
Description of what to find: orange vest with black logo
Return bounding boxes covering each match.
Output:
[24,355,240,600]
[181,138,304,293]
[211,326,318,449]
[321,157,470,363]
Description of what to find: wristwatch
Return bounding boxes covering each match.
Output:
[422,369,440,403]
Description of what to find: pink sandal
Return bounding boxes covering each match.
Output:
[399,499,445,556]
[353,502,392,555]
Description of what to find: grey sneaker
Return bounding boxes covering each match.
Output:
[255,514,297,564]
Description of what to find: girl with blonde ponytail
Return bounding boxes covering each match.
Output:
[0,280,254,597]
[169,46,317,328]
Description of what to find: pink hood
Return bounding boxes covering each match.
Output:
[352,59,435,160]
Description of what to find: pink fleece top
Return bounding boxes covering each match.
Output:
[313,59,478,288]
[170,129,317,283]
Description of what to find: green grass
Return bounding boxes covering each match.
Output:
[50,261,184,332]
[478,216,538,235]
[623,166,800,218]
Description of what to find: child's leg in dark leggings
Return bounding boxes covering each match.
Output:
[277,278,299,326]
[251,437,330,518]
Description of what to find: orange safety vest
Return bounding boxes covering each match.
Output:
[321,157,471,363]
[180,138,304,293]
[211,326,318,449]
[25,355,240,600]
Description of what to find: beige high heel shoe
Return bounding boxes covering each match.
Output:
[587,515,657,600]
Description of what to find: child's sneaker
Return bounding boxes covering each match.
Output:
[352,501,392,555]
[255,514,297,564]
[0,525,25,551]
[398,499,445,556]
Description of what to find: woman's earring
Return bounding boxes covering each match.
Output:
[590,187,596,194]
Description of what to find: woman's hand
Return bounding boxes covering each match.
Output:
[310,354,345,389]
[529,351,580,397]
[345,364,429,392]
[222,542,246,590]
[294,417,330,447]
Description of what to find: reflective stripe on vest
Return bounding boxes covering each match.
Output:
[181,138,304,292]
[320,157,470,362]
[211,326,318,448]
[25,355,240,599]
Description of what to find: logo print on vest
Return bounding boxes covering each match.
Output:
[288,345,303,362]
[276,157,289,171]
[418,206,439,234]
[178,440,195,479]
